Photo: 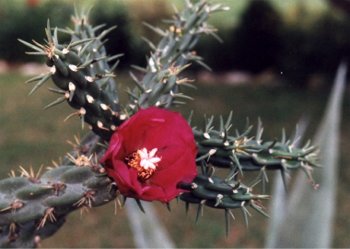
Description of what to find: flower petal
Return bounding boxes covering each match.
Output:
[101,107,197,202]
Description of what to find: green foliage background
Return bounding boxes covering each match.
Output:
[0,0,349,86]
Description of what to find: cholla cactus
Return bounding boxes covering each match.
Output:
[0,1,319,248]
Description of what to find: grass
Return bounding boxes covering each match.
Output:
[0,71,349,247]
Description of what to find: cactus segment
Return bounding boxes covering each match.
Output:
[19,14,123,141]
[0,163,116,248]
[179,175,268,209]
[194,115,319,188]
[126,1,228,113]
[179,174,269,233]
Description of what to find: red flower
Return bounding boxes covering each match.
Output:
[101,107,197,203]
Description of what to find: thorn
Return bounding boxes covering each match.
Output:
[141,36,156,50]
[0,200,24,213]
[8,222,18,242]
[18,39,44,53]
[25,74,47,84]
[37,207,56,230]
[142,22,166,36]
[241,205,251,228]
[28,73,52,95]
[107,53,124,63]
[48,87,65,94]
[134,198,145,213]
[44,96,66,109]
[280,168,289,192]
[45,19,53,44]
[250,200,270,218]
[225,208,230,237]
[8,170,16,178]
[114,199,118,216]
[97,26,117,40]
[281,128,286,144]
[74,190,95,208]
[195,200,206,223]
[185,201,190,215]
[67,38,95,50]
[66,153,93,167]
[64,108,86,122]
[18,165,42,182]
[165,202,171,212]
[79,206,90,217]
[131,64,147,73]
[78,39,95,56]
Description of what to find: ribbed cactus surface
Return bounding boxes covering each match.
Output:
[0,164,116,248]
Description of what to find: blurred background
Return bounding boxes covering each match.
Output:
[0,0,349,247]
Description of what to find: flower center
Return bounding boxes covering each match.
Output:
[126,148,161,181]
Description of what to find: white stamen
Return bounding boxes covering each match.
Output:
[138,148,161,170]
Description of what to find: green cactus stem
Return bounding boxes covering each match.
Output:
[193,114,319,190]
[19,16,122,141]
[126,0,229,113]
[0,162,117,248]
[179,174,269,234]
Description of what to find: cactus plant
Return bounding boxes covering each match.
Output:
[0,1,319,247]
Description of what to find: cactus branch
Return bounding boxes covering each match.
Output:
[19,11,123,141]
[126,0,228,113]
[193,115,319,189]
[0,163,117,248]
